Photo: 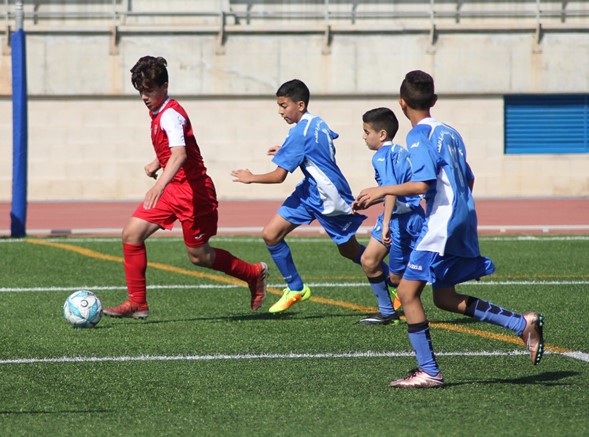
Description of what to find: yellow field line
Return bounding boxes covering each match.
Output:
[27,238,570,354]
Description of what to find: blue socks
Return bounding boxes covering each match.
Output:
[266,241,304,292]
[465,297,526,335]
[368,273,395,316]
[407,321,440,376]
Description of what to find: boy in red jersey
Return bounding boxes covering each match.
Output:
[104,56,267,318]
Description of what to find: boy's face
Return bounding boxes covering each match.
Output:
[277,96,305,124]
[362,122,387,151]
[138,81,168,112]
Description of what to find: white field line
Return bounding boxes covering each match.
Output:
[1,349,588,366]
[1,235,589,244]
[2,279,589,294]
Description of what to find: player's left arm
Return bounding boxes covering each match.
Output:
[354,181,430,210]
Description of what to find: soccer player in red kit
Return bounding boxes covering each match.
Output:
[104,56,268,318]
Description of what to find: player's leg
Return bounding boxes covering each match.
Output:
[262,213,309,313]
[389,278,445,388]
[358,237,399,325]
[390,250,444,388]
[433,286,544,365]
[182,218,268,312]
[103,216,160,318]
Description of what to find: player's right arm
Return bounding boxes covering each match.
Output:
[231,166,288,184]
[381,194,396,245]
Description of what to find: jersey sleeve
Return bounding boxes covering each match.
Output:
[407,129,437,183]
[160,108,187,147]
[272,124,306,173]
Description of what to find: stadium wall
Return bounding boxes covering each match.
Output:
[1,21,588,200]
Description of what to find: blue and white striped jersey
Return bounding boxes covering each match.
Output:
[406,118,479,257]
[272,113,355,217]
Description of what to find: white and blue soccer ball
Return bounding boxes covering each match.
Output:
[63,290,103,328]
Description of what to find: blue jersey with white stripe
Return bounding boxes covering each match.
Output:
[372,142,422,215]
[272,113,355,216]
[407,118,479,257]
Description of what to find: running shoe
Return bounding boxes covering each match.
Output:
[390,368,445,389]
[268,285,311,314]
[358,312,400,325]
[248,262,268,311]
[521,312,545,365]
[103,300,149,319]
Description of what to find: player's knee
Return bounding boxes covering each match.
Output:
[186,246,214,267]
[262,228,279,246]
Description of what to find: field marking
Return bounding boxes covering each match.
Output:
[2,279,588,294]
[2,235,589,244]
[1,350,587,366]
[3,224,589,237]
[22,239,583,357]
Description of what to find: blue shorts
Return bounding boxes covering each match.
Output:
[278,192,366,245]
[371,210,424,275]
[403,250,496,289]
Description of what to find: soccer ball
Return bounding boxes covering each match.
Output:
[63,290,103,328]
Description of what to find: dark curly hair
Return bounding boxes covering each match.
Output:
[130,56,168,91]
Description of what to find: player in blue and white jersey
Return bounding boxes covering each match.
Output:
[232,79,367,313]
[354,70,544,388]
[356,107,424,326]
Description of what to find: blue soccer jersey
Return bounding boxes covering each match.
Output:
[372,142,422,215]
[272,113,355,217]
[407,118,479,257]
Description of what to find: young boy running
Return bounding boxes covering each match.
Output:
[356,107,424,325]
[104,56,267,319]
[231,79,367,314]
[354,70,544,388]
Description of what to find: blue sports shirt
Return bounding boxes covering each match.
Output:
[407,118,479,257]
[372,141,422,215]
[272,113,355,216]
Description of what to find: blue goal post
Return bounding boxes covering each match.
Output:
[11,27,28,238]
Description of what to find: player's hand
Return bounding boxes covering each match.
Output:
[351,200,365,212]
[355,186,386,210]
[145,161,161,180]
[382,226,392,245]
[231,168,254,184]
[266,145,281,156]
[144,185,164,210]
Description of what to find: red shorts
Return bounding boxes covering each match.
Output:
[133,178,219,247]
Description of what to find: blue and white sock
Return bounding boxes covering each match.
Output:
[266,241,304,292]
[368,273,395,316]
[465,297,526,335]
[407,321,440,376]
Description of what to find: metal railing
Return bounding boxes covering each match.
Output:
[2,0,588,53]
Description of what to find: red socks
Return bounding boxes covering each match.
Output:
[211,248,256,282]
[123,242,147,305]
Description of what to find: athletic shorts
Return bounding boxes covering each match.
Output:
[371,210,424,275]
[278,191,366,245]
[133,178,218,248]
[403,249,496,289]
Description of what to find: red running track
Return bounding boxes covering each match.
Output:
[0,198,587,237]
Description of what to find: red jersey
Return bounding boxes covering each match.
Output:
[150,98,208,184]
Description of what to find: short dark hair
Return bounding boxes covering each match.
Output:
[362,107,399,140]
[276,79,310,107]
[400,70,436,110]
[131,56,169,91]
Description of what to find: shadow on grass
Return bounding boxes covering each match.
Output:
[104,311,361,326]
[448,370,580,388]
